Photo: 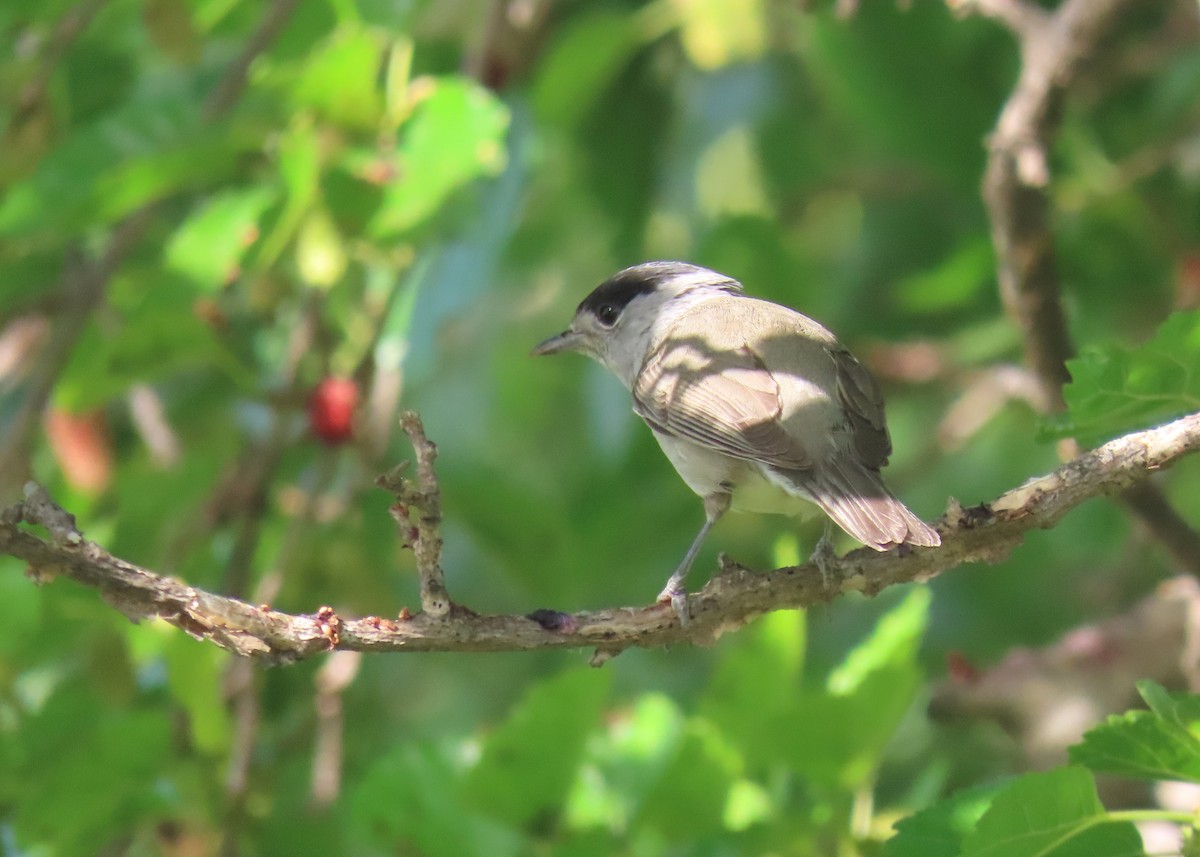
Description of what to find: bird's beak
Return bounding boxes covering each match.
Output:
[531,328,585,356]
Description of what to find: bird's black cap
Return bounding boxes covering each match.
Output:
[578,261,739,317]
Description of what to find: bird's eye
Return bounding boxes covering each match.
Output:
[596,304,620,327]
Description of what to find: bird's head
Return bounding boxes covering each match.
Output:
[532,261,742,387]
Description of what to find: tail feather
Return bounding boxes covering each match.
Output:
[777,460,940,550]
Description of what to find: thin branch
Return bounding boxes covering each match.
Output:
[202,0,301,121]
[3,410,1199,663]
[12,0,111,120]
[377,412,450,617]
[947,0,1048,41]
[310,651,361,807]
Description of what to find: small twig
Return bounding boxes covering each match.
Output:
[219,657,259,857]
[946,0,1047,42]
[4,410,1200,662]
[202,0,301,121]
[310,651,361,807]
[11,0,110,121]
[377,412,451,617]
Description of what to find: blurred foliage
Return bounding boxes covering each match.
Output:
[1,0,1199,854]
[889,681,1200,856]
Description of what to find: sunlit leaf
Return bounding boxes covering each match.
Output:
[565,693,685,832]
[1070,681,1200,783]
[885,784,1000,857]
[635,717,742,840]
[166,185,277,289]
[961,767,1143,857]
[165,634,231,754]
[351,742,521,857]
[699,610,805,768]
[777,589,928,788]
[1049,310,1200,444]
[368,78,508,237]
[293,25,385,130]
[670,0,766,70]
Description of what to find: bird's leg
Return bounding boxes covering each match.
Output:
[658,492,731,625]
[810,520,837,591]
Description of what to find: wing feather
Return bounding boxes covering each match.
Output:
[832,347,892,469]
[633,338,811,470]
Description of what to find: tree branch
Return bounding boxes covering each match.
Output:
[3,411,1199,664]
[953,0,1200,575]
[965,0,1142,408]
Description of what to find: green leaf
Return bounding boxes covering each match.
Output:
[1138,679,1200,735]
[292,25,385,130]
[166,185,278,290]
[828,587,929,694]
[896,237,995,313]
[11,689,172,857]
[778,589,929,789]
[463,667,611,826]
[351,742,521,857]
[165,634,231,754]
[0,97,252,238]
[962,767,1144,857]
[565,693,685,832]
[255,118,321,270]
[885,783,1001,857]
[532,12,638,129]
[1051,310,1200,444]
[634,716,742,840]
[698,609,805,768]
[368,78,509,237]
[295,205,348,288]
[673,0,767,70]
[55,278,244,409]
[0,562,43,656]
[1071,709,1200,784]
[1069,681,1200,783]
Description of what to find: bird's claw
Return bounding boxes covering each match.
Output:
[657,586,691,626]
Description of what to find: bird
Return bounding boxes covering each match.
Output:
[532,261,940,620]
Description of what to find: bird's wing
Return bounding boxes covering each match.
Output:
[633,335,812,470]
[831,347,892,469]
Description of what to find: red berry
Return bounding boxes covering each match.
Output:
[308,377,358,445]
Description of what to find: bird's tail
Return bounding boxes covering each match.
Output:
[778,460,940,551]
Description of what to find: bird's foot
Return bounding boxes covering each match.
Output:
[657,584,691,626]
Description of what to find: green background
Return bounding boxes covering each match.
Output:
[2,0,1199,854]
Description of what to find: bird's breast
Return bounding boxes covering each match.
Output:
[730,466,820,518]
[650,431,742,498]
[650,429,820,519]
